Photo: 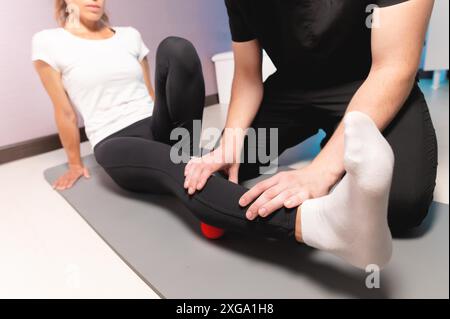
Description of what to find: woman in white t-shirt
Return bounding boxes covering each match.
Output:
[32,0,205,190]
[32,0,307,247]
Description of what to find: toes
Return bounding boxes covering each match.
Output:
[344,126,363,152]
[344,124,363,173]
[343,111,363,130]
[345,111,380,137]
[345,111,374,128]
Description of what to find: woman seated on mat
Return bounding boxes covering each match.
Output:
[32,0,436,270]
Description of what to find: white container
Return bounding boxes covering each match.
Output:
[212,51,277,105]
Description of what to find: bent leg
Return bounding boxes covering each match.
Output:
[94,137,297,240]
[152,36,205,155]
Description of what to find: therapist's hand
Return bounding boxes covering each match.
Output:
[184,146,240,195]
[239,163,342,220]
[52,164,90,191]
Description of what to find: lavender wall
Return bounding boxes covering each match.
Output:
[0,0,231,148]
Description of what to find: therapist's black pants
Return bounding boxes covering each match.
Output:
[94,37,438,238]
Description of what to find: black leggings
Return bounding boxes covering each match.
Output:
[93,37,298,240]
[94,36,438,236]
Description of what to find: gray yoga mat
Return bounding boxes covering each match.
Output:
[44,154,449,299]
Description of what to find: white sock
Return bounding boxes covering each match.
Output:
[300,111,394,269]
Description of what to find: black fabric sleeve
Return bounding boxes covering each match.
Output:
[376,0,410,8]
[224,0,256,42]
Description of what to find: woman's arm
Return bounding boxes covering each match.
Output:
[140,57,155,101]
[311,0,435,177]
[33,60,90,190]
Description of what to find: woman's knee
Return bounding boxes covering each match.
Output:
[93,140,114,167]
[156,36,201,73]
[94,137,140,168]
[388,186,435,231]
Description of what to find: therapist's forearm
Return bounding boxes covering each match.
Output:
[220,76,264,149]
[311,66,418,177]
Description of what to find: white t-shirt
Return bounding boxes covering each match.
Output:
[31,26,154,149]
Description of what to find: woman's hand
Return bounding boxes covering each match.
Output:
[239,162,343,220]
[184,146,240,195]
[52,164,91,190]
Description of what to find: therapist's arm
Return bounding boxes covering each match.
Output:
[183,39,264,193]
[311,0,434,178]
[222,40,264,136]
[240,0,435,218]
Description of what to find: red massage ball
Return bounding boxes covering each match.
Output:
[201,222,225,239]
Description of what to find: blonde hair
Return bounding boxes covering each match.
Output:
[54,0,110,27]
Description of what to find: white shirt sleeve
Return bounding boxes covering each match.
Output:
[31,31,60,72]
[130,27,150,62]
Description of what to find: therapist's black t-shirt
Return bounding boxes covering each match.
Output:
[224,0,410,88]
